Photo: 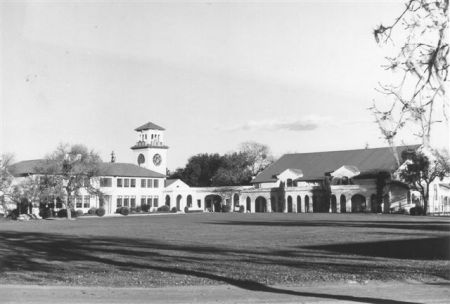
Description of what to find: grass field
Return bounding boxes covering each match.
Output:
[0,213,449,288]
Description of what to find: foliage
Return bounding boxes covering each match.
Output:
[76,209,84,217]
[120,207,129,216]
[371,0,449,154]
[135,206,142,213]
[39,208,53,219]
[171,207,178,213]
[222,204,231,213]
[141,204,150,212]
[169,142,273,187]
[239,205,245,213]
[88,207,98,215]
[96,208,105,217]
[40,144,103,219]
[57,209,77,218]
[157,205,170,212]
[399,148,450,214]
[184,206,189,213]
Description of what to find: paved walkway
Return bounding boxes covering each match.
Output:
[1,280,449,303]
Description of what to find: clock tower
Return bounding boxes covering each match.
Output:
[131,122,168,175]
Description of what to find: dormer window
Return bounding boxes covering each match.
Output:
[287,179,293,187]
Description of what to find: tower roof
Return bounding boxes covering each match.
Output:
[135,122,165,131]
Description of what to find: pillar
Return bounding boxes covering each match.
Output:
[250,199,255,213]
[283,198,287,213]
[346,198,352,213]
[301,197,306,213]
[336,195,341,213]
[266,197,272,213]
[365,195,371,213]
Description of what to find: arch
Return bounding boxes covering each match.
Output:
[351,194,366,213]
[176,195,182,211]
[297,196,301,213]
[205,195,222,212]
[340,194,346,213]
[246,197,251,212]
[165,195,171,207]
[287,196,293,213]
[187,195,193,208]
[233,193,240,207]
[304,195,310,213]
[271,196,277,212]
[331,195,337,213]
[255,196,267,213]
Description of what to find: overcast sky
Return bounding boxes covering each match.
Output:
[1,0,448,170]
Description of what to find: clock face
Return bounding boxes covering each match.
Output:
[153,153,162,166]
[137,154,145,165]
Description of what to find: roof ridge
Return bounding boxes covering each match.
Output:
[282,144,420,156]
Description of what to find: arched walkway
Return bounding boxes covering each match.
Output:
[312,195,319,212]
[165,195,171,207]
[351,194,366,213]
[246,197,251,212]
[187,195,192,208]
[233,194,239,208]
[371,194,380,213]
[304,195,310,213]
[331,195,337,213]
[176,195,182,211]
[340,195,346,213]
[205,195,222,212]
[287,196,293,213]
[271,196,277,212]
[255,196,267,213]
[297,196,301,213]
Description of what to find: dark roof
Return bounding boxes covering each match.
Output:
[252,145,420,183]
[8,159,51,177]
[135,122,165,131]
[98,163,165,178]
[165,179,178,187]
[9,160,165,178]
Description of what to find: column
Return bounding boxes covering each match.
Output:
[250,199,255,213]
[293,198,297,213]
[266,197,272,213]
[365,195,371,213]
[336,195,341,213]
[346,198,352,213]
[283,198,288,213]
[329,197,332,213]
[301,197,306,213]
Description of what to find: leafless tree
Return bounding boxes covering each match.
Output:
[371,0,448,165]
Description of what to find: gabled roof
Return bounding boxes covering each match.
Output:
[135,122,165,131]
[252,145,420,183]
[165,179,178,187]
[9,160,165,178]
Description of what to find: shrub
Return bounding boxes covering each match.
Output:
[120,207,129,216]
[136,206,142,213]
[141,204,150,212]
[184,206,189,213]
[88,207,98,215]
[96,208,106,217]
[157,205,170,212]
[171,207,178,213]
[410,206,424,216]
[222,204,231,213]
[57,209,77,218]
[40,208,53,219]
[130,207,137,213]
[76,209,84,217]
[186,209,203,213]
[116,207,122,214]
[239,205,245,213]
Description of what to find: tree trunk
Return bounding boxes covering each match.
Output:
[422,196,428,215]
[66,193,72,220]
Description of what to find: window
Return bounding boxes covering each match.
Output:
[197,199,201,208]
[141,197,146,206]
[83,196,90,208]
[147,197,153,207]
[147,179,153,188]
[76,196,82,208]
[141,179,146,188]
[434,184,438,200]
[130,196,136,208]
[153,179,159,188]
[131,179,136,188]
[117,178,123,187]
[100,178,112,187]
[124,197,129,207]
[124,179,130,187]
[153,196,159,207]
[56,198,63,209]
[83,177,91,187]
[286,179,293,187]
[117,196,122,207]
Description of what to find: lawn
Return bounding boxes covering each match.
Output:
[0,213,449,288]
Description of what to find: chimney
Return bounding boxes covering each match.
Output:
[111,151,116,163]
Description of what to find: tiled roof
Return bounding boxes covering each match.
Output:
[135,122,165,131]
[9,160,165,178]
[252,145,420,183]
